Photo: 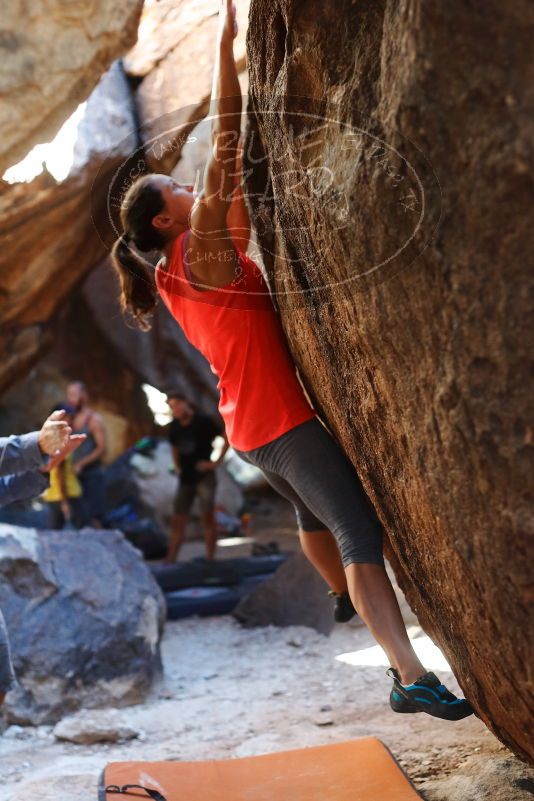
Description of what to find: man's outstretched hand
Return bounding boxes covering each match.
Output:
[40,435,87,474]
[38,410,72,456]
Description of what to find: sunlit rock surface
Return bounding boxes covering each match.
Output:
[0,63,137,396]
[0,7,237,423]
[245,0,533,762]
[0,0,143,175]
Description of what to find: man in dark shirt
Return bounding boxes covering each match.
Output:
[165,394,229,562]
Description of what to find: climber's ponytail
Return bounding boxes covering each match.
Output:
[111,174,168,330]
[111,235,157,331]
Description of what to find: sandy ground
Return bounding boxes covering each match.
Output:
[0,491,529,800]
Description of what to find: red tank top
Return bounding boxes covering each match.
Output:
[155,231,316,451]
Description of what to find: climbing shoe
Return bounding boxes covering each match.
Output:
[386,667,474,721]
[328,590,357,623]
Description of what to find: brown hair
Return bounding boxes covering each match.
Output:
[167,392,196,411]
[111,174,167,331]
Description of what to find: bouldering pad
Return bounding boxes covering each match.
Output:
[100,738,421,800]
[165,573,272,619]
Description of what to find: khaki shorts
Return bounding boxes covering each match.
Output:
[174,472,216,516]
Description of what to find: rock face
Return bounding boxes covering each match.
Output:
[245,0,533,762]
[0,0,143,175]
[233,553,336,635]
[0,525,165,725]
[0,61,138,396]
[419,753,534,801]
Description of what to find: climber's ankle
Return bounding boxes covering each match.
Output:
[400,669,424,686]
[397,660,427,686]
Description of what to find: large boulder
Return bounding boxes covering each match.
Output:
[0,61,138,395]
[0,0,143,175]
[0,524,165,725]
[233,553,335,635]
[245,0,533,762]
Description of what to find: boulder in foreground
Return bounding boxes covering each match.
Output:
[0,525,165,725]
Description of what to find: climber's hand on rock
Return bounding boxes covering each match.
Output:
[218,0,238,45]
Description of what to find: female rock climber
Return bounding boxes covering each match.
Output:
[111,0,473,722]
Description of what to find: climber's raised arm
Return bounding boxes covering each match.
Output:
[188,0,242,286]
[226,133,251,254]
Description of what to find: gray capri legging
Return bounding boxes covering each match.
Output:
[234,416,384,567]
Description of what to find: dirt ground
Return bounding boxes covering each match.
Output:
[0,490,530,801]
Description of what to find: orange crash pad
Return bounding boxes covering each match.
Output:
[100,737,421,801]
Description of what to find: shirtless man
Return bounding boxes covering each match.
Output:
[66,381,107,525]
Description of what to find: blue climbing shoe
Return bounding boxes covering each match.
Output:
[387,667,474,720]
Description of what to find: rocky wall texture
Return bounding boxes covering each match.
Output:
[0,62,137,396]
[245,0,534,762]
[0,2,245,423]
[0,0,143,175]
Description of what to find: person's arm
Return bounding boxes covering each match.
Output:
[0,435,86,509]
[0,433,45,477]
[172,446,182,476]
[0,471,49,507]
[73,414,106,473]
[226,134,251,254]
[213,432,230,467]
[0,411,74,478]
[40,436,86,474]
[188,0,241,288]
[196,424,229,471]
